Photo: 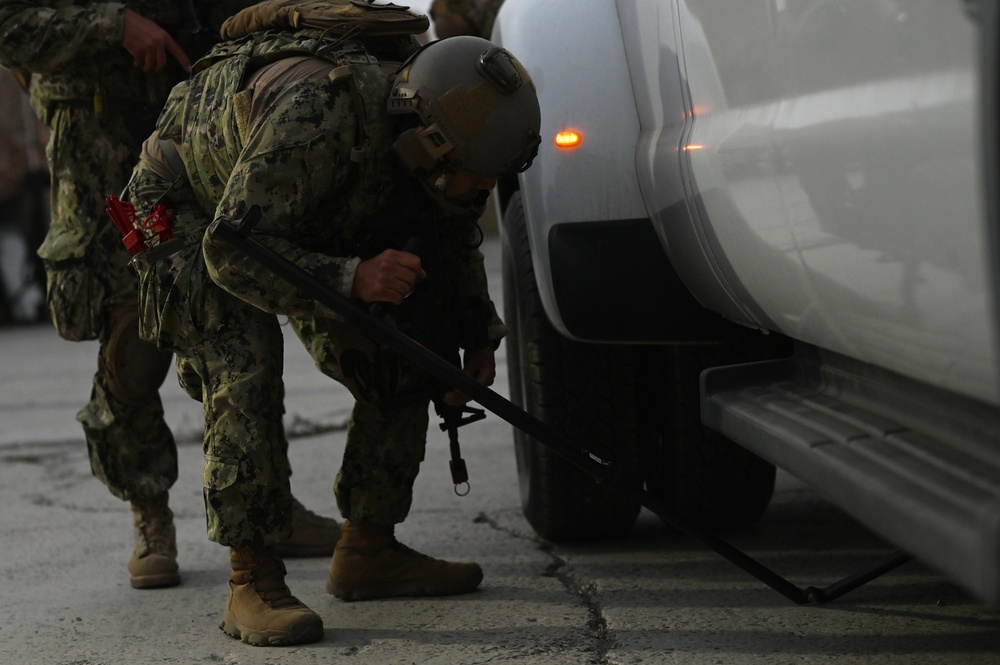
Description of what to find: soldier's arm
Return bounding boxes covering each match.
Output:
[121,8,190,73]
[202,76,369,318]
[0,1,189,74]
[0,1,126,72]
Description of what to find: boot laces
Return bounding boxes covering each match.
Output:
[251,556,302,609]
[136,509,174,555]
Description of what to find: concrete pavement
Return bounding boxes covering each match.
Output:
[0,235,595,664]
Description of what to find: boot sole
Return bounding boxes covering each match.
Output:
[129,572,181,589]
[326,570,484,601]
[219,611,324,647]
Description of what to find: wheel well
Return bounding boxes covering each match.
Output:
[494,174,520,220]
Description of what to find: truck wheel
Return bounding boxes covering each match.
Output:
[638,330,786,530]
[501,193,641,542]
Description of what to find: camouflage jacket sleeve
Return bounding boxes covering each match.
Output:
[0,1,125,73]
[200,74,369,319]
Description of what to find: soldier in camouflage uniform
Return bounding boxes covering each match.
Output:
[430,0,505,38]
[123,0,540,646]
[0,0,340,592]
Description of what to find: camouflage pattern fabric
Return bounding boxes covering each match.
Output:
[35,102,142,340]
[126,29,501,544]
[430,0,504,38]
[291,315,432,524]
[77,343,176,502]
[129,154,298,546]
[336,391,430,524]
[0,0,256,502]
[186,301,295,547]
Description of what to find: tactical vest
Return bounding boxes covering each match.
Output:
[157,0,429,228]
[183,12,488,360]
[157,28,420,230]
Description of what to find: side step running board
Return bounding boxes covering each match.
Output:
[702,355,1000,605]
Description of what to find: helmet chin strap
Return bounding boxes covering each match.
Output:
[430,171,449,192]
[390,135,466,213]
[411,167,490,217]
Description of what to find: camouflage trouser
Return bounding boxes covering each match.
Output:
[173,292,431,543]
[177,299,294,547]
[292,316,431,525]
[126,158,298,547]
[38,103,176,502]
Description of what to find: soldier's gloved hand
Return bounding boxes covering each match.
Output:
[122,9,191,73]
[352,248,426,304]
[443,345,497,407]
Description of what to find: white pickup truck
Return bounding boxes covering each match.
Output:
[491,0,1000,604]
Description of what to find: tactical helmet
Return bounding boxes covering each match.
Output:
[388,36,541,179]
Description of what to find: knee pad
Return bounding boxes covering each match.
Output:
[101,307,172,406]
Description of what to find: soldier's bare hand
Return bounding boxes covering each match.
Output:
[443,345,497,407]
[352,249,426,304]
[122,9,191,73]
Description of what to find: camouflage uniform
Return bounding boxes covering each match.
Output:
[0,1,254,502]
[126,29,504,546]
[430,0,505,38]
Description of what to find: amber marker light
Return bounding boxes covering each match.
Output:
[554,130,583,149]
[683,144,704,151]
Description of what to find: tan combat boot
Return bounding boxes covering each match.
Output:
[127,493,180,589]
[274,497,341,558]
[326,520,483,601]
[220,546,324,647]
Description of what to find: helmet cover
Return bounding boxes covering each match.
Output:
[388,36,541,178]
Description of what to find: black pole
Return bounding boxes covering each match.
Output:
[806,551,912,603]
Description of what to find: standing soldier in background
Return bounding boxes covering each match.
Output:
[0,0,340,591]
[430,0,505,38]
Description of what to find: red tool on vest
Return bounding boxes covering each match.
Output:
[105,194,175,254]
